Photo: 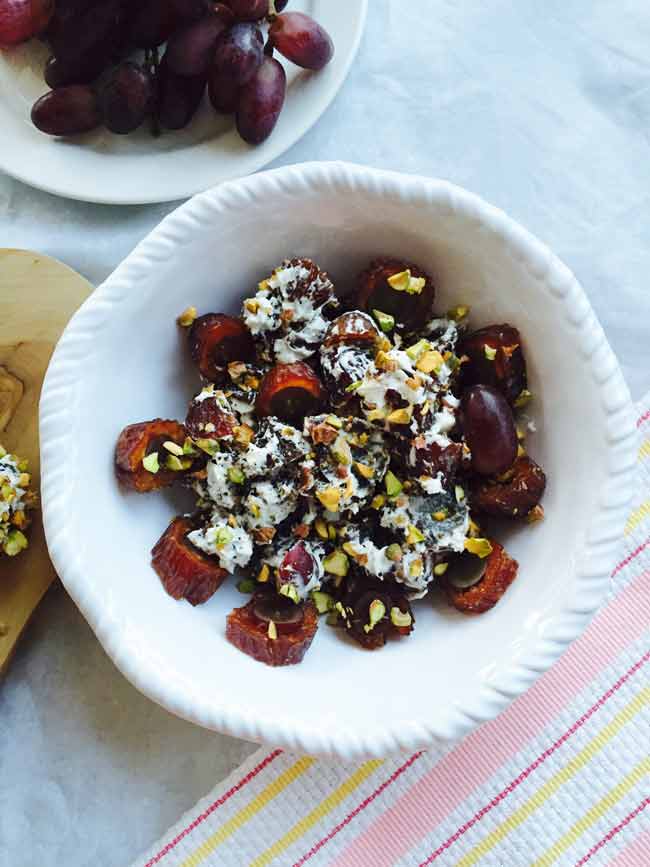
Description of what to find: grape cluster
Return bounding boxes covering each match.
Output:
[0,0,333,144]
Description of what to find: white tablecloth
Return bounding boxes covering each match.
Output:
[1,2,649,865]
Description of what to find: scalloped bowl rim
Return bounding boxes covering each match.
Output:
[39,162,637,757]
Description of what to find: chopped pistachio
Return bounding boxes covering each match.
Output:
[177,306,197,327]
[526,504,545,524]
[214,527,233,547]
[386,406,412,425]
[237,578,256,594]
[384,471,403,497]
[375,350,397,371]
[455,485,465,503]
[386,543,403,562]
[416,350,445,374]
[4,529,28,557]
[409,557,423,577]
[250,502,261,519]
[517,444,526,458]
[371,494,386,510]
[314,518,329,540]
[405,339,430,361]
[162,440,184,457]
[342,541,359,559]
[323,550,349,577]
[445,354,461,372]
[484,345,497,361]
[464,537,493,558]
[18,472,31,488]
[244,298,259,314]
[257,563,271,583]
[142,452,159,473]
[447,304,470,321]
[432,509,448,521]
[354,461,374,479]
[311,591,334,614]
[182,437,198,456]
[233,424,255,446]
[279,583,300,603]
[366,408,387,422]
[372,309,395,332]
[406,524,425,545]
[194,438,220,456]
[345,380,363,393]
[516,425,526,442]
[390,607,412,628]
[316,486,341,513]
[326,414,343,429]
[387,269,425,295]
[434,562,449,576]
[267,620,278,640]
[334,601,350,624]
[514,388,533,408]
[165,454,186,471]
[325,611,340,627]
[227,466,246,484]
[468,518,481,538]
[331,435,353,465]
[328,525,337,542]
[363,599,386,633]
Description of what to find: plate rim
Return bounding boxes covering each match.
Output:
[0,1,368,205]
[39,161,638,757]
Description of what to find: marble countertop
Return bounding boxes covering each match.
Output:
[1,2,649,864]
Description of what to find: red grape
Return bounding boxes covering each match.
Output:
[101,62,153,135]
[268,12,333,70]
[208,67,240,114]
[213,22,263,87]
[461,385,518,476]
[48,0,124,64]
[129,0,178,49]
[44,52,109,88]
[157,59,207,130]
[165,9,232,78]
[169,0,210,23]
[31,86,101,136]
[0,0,53,47]
[226,0,268,22]
[236,55,286,144]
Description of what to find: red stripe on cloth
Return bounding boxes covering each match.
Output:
[613,537,650,576]
[332,564,650,867]
[607,825,650,867]
[573,798,650,866]
[637,409,650,427]
[418,653,650,866]
[291,752,424,867]
[143,749,283,866]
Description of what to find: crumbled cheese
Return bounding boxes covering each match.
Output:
[206,454,239,510]
[244,480,298,529]
[188,522,253,573]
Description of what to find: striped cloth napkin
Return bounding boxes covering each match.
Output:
[133,393,650,867]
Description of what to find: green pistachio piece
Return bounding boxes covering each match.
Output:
[363,598,386,633]
[142,452,159,473]
[372,309,395,333]
[278,583,300,604]
[323,550,349,577]
[311,591,334,614]
[390,607,412,628]
[227,466,246,484]
[237,578,256,594]
[4,529,28,557]
[384,471,403,497]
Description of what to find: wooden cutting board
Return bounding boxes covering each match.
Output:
[0,249,92,676]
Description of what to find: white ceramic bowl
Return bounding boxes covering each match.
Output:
[40,162,637,758]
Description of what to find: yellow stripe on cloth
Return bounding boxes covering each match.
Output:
[179,756,316,867]
[531,757,650,867]
[453,687,650,867]
[250,760,385,867]
[625,499,650,535]
[639,438,650,462]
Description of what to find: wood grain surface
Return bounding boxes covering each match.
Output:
[0,249,92,676]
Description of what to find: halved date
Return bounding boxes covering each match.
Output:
[459,324,527,406]
[115,419,189,492]
[323,311,379,348]
[353,258,435,330]
[443,541,518,614]
[189,314,256,382]
[226,593,319,666]
[256,362,326,423]
[151,516,228,605]
[185,396,237,440]
[471,455,546,518]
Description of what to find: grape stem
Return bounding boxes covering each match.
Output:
[145,46,161,138]
[267,0,278,22]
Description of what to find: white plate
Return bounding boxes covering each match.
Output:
[0,2,366,204]
[40,162,637,758]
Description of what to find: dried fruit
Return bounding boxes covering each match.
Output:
[459,324,527,406]
[471,455,546,518]
[354,258,435,330]
[256,362,326,423]
[188,313,256,382]
[115,419,192,492]
[151,516,228,605]
[444,540,518,614]
[226,594,319,666]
